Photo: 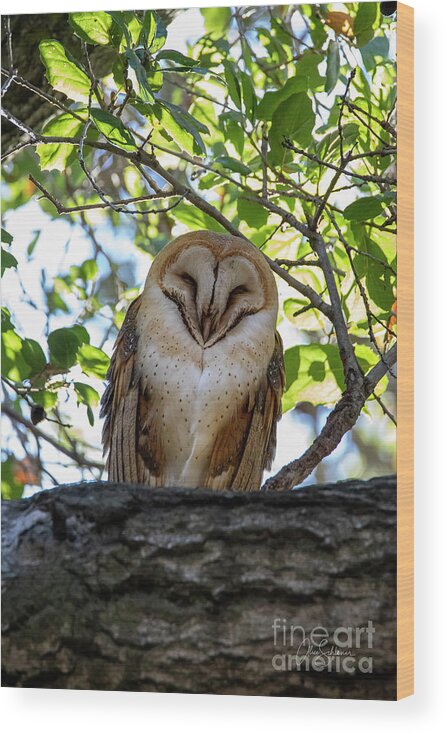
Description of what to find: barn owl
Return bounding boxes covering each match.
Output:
[100,230,284,491]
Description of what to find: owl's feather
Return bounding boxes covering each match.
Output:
[101,296,164,486]
[101,231,284,491]
[205,331,284,490]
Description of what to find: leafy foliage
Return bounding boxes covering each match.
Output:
[2,3,397,497]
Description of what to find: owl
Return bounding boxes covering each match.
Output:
[100,230,284,491]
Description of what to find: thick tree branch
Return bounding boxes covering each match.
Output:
[2,476,397,698]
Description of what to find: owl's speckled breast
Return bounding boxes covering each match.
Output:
[137,285,275,487]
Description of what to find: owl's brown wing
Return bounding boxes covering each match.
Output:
[100,296,165,485]
[205,330,285,491]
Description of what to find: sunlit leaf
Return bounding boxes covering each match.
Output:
[69,12,113,45]
[39,39,91,102]
[139,10,157,48]
[237,199,268,228]
[74,381,100,425]
[354,2,379,48]
[78,344,109,379]
[125,48,155,104]
[173,202,226,233]
[1,456,25,500]
[201,7,231,37]
[37,112,85,171]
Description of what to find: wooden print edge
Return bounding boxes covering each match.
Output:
[396,1,414,701]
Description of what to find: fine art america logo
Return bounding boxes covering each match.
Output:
[272,619,375,674]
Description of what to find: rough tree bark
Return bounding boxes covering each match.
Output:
[1,475,397,699]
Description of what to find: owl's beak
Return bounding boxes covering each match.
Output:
[201,313,213,343]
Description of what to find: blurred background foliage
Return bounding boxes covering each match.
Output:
[1,3,397,498]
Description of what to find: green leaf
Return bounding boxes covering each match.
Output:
[71,325,90,345]
[237,199,268,228]
[222,117,245,156]
[201,7,231,37]
[1,228,13,245]
[173,203,226,233]
[344,196,384,222]
[269,93,315,165]
[1,248,18,275]
[223,61,242,109]
[69,12,113,45]
[282,343,345,411]
[36,112,85,171]
[139,10,157,48]
[157,49,196,67]
[108,11,132,48]
[153,101,207,155]
[343,122,360,145]
[283,297,323,332]
[2,330,31,381]
[125,48,155,104]
[350,223,390,278]
[325,40,340,94]
[257,74,308,121]
[354,2,379,48]
[360,35,390,71]
[215,156,251,176]
[366,265,395,311]
[1,307,14,332]
[74,381,100,426]
[149,12,167,53]
[296,50,326,91]
[77,344,109,379]
[240,71,257,124]
[74,381,100,406]
[39,39,91,103]
[1,456,24,500]
[27,230,41,257]
[32,389,58,410]
[284,343,383,411]
[47,327,81,371]
[78,259,98,282]
[108,11,143,50]
[90,109,136,152]
[22,338,47,375]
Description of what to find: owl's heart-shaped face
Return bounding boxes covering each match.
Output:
[151,232,278,349]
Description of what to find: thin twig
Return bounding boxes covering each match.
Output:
[29,175,179,214]
[2,404,104,470]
